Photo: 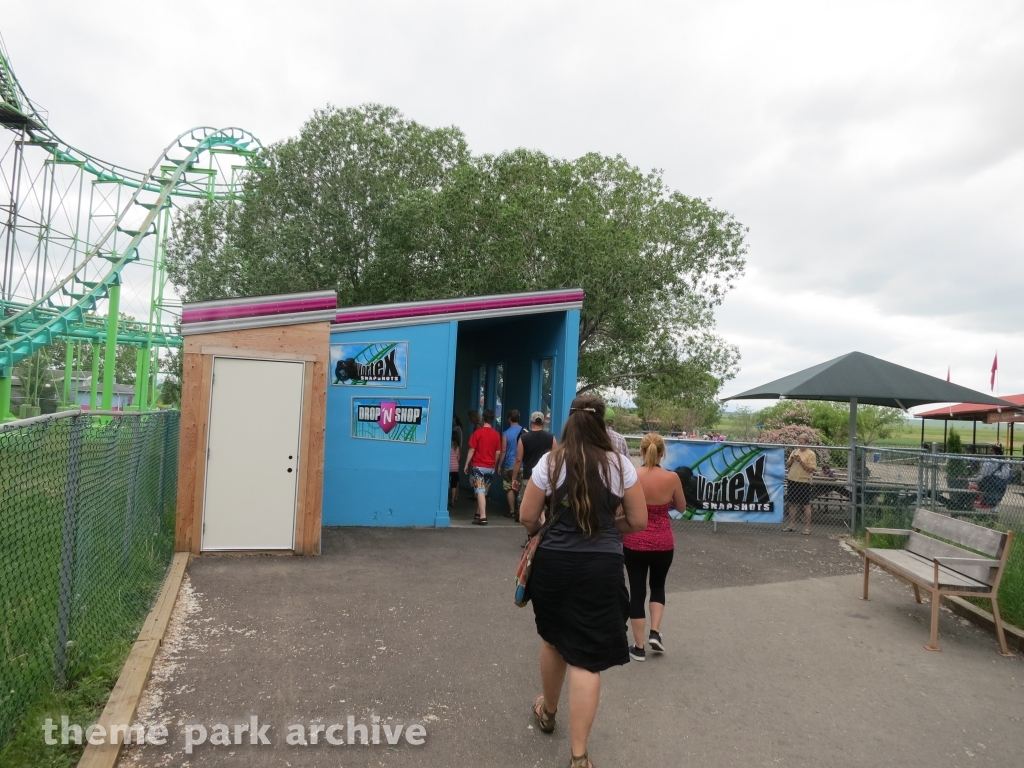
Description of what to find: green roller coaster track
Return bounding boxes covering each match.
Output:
[689,443,765,481]
[0,35,261,421]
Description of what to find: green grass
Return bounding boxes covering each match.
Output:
[0,640,133,768]
[0,414,177,755]
[981,539,1024,630]
[874,420,1010,449]
[716,414,1013,449]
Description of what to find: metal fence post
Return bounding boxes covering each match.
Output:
[921,448,929,507]
[847,404,857,532]
[929,442,938,509]
[155,412,168,515]
[859,447,868,529]
[54,415,83,688]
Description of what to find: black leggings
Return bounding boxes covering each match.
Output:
[623,547,674,620]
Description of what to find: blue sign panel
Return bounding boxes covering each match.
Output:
[351,397,430,443]
[663,440,785,523]
[331,341,408,387]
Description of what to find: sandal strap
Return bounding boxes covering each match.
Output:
[534,695,556,731]
[570,753,591,768]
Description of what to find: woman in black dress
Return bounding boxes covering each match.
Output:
[519,395,647,768]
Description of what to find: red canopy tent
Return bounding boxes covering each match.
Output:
[914,394,1024,454]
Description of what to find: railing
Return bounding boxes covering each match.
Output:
[622,436,1023,536]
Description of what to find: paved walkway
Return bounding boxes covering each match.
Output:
[121,528,1023,767]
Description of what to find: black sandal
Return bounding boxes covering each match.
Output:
[533,695,556,733]
[472,517,488,525]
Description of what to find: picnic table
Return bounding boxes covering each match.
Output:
[793,472,922,524]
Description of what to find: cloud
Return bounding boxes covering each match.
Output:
[3,0,1022,395]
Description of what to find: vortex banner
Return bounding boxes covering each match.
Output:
[331,342,409,387]
[663,440,785,523]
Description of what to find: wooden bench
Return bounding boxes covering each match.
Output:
[861,508,1015,656]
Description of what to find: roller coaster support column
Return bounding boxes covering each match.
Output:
[62,342,74,407]
[101,280,120,410]
[137,344,151,410]
[89,343,99,410]
[0,368,13,423]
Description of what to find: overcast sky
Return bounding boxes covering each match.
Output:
[5,1,1022,407]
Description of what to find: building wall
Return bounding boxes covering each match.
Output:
[322,321,457,527]
[174,322,330,555]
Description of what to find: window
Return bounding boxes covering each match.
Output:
[540,358,553,427]
[494,363,505,426]
[477,365,487,416]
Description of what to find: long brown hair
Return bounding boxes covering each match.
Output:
[546,395,614,538]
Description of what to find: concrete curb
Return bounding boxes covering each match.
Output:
[842,537,1023,654]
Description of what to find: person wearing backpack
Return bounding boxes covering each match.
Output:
[499,410,524,519]
[512,411,557,505]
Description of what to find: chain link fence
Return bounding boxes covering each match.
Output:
[623,438,856,536]
[625,436,1022,628]
[0,409,179,749]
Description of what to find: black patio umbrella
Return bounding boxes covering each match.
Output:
[723,351,1018,462]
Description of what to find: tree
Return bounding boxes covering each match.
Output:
[167,104,747,400]
[13,326,140,413]
[733,406,757,440]
[167,104,470,305]
[50,324,140,387]
[946,426,970,483]
[158,347,182,406]
[757,400,813,429]
[855,405,904,445]
[634,361,723,433]
[378,149,745,394]
[755,399,903,445]
[755,423,825,446]
[12,350,58,412]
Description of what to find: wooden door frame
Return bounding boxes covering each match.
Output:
[190,347,318,554]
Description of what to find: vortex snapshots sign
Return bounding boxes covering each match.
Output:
[331,342,408,387]
[351,397,430,443]
[663,440,785,523]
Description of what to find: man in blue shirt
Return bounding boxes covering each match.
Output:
[498,410,524,520]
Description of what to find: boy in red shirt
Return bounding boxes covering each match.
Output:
[464,409,501,525]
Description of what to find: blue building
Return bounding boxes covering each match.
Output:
[323,289,582,527]
[176,288,582,556]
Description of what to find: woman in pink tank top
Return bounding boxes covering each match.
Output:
[623,433,685,661]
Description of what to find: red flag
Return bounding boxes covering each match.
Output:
[946,366,950,382]
[990,353,998,391]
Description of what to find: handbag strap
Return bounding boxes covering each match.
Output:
[534,487,569,541]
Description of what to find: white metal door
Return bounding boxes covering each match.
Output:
[202,357,304,550]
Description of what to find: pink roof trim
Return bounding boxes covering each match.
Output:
[183,295,338,324]
[333,290,584,325]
